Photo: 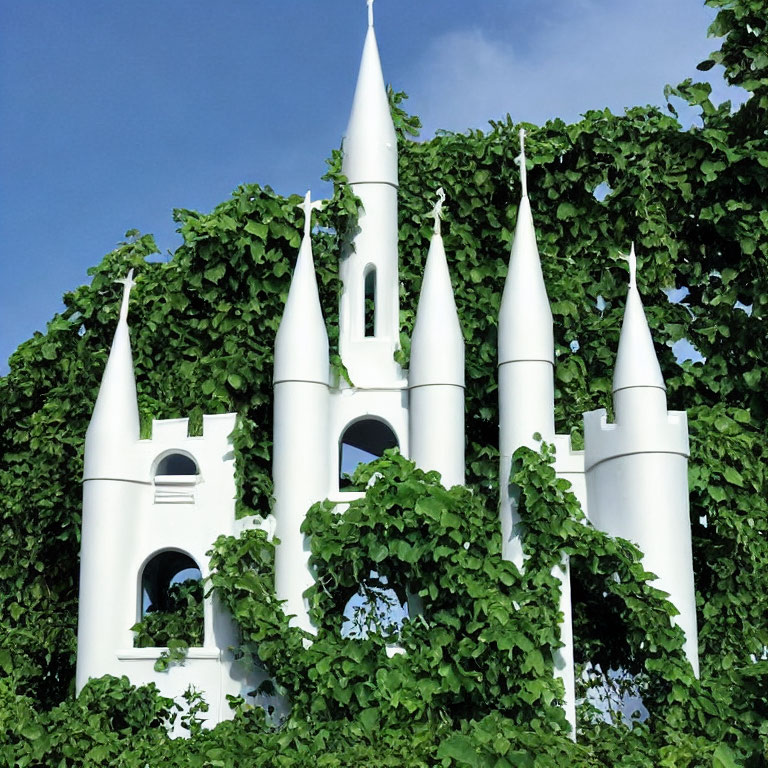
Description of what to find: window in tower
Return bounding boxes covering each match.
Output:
[339,417,398,489]
[132,550,204,649]
[364,265,376,337]
[153,451,199,503]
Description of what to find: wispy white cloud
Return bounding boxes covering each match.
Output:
[407,0,741,136]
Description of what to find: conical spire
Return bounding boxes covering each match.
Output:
[273,191,329,385]
[498,129,553,366]
[84,269,140,478]
[341,0,397,187]
[410,189,464,387]
[612,245,666,394]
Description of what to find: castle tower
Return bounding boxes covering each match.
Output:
[583,246,699,675]
[272,192,331,633]
[329,1,411,500]
[497,133,576,733]
[339,0,400,387]
[497,131,555,567]
[409,189,465,487]
[78,271,141,691]
[77,271,263,729]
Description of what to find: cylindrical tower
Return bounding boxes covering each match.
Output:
[77,271,142,692]
[584,246,698,676]
[497,140,555,565]
[496,136,575,732]
[409,191,465,488]
[272,195,330,633]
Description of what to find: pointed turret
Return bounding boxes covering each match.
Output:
[584,246,698,676]
[338,0,401,385]
[497,130,555,452]
[497,132,575,733]
[83,269,140,480]
[409,189,464,389]
[341,0,397,188]
[612,245,666,420]
[78,268,141,692]
[274,191,330,386]
[498,131,556,566]
[498,132,554,385]
[409,189,465,486]
[273,192,331,633]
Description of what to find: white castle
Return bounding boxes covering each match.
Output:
[76,4,698,733]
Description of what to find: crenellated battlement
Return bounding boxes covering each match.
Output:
[145,412,237,446]
[583,407,689,472]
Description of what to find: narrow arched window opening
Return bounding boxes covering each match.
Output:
[339,418,398,489]
[364,266,376,337]
[132,551,204,648]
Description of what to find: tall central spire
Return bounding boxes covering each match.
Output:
[341,2,397,186]
[338,2,401,385]
[341,1,397,187]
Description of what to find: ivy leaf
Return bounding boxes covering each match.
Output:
[713,744,739,768]
[370,543,388,563]
[436,734,483,767]
[722,466,744,487]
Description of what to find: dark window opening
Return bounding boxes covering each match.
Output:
[339,419,398,489]
[156,453,198,476]
[570,557,648,724]
[364,267,376,337]
[132,551,204,648]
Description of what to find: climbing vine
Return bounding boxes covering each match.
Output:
[0,0,767,763]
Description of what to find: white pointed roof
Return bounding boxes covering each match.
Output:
[273,193,329,385]
[498,193,554,365]
[410,191,464,387]
[341,3,398,187]
[613,246,666,393]
[84,270,140,478]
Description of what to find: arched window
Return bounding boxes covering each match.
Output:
[363,265,376,337]
[156,453,198,475]
[153,452,198,503]
[132,551,204,648]
[339,418,398,489]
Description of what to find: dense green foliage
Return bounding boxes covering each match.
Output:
[1,0,768,763]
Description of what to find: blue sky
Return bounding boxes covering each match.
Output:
[0,1,737,372]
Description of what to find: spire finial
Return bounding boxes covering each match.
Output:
[514,127,528,198]
[299,190,324,239]
[431,187,446,236]
[623,243,637,290]
[115,269,136,323]
[367,0,374,27]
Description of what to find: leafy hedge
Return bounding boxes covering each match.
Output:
[1,0,767,764]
